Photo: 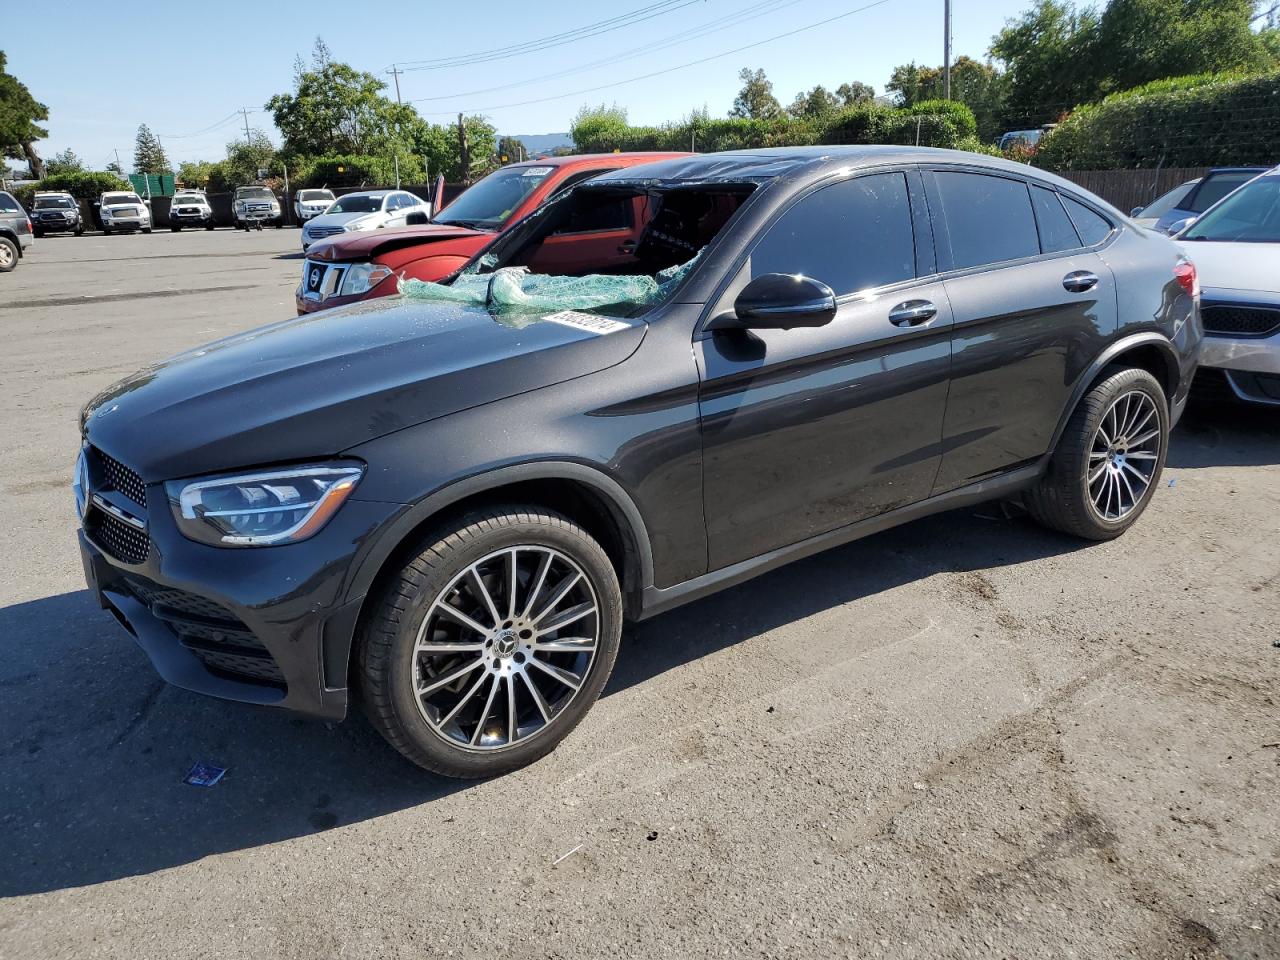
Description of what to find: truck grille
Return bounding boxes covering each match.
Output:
[87,510,150,564]
[123,577,285,687]
[1202,304,1280,337]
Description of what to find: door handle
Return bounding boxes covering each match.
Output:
[617,241,638,254]
[888,300,937,327]
[1063,270,1099,292]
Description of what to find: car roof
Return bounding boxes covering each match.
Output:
[1206,166,1270,175]
[584,145,1084,189]
[507,151,688,168]
[336,189,394,198]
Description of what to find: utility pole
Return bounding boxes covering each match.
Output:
[387,65,404,108]
[240,108,252,144]
[457,113,470,185]
[114,148,123,172]
[943,0,952,100]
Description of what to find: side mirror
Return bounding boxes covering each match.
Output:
[1129,205,1144,217]
[405,210,429,226]
[1167,216,1197,236]
[707,273,837,331]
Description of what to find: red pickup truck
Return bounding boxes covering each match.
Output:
[296,151,688,314]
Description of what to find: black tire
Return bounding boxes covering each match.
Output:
[102,227,111,235]
[142,227,152,234]
[32,228,43,239]
[274,219,283,229]
[74,225,83,236]
[170,225,180,232]
[206,223,215,231]
[358,506,623,778]
[0,236,17,272]
[1024,366,1168,540]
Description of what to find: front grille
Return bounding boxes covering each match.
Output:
[1202,304,1280,337]
[93,447,146,507]
[307,225,344,239]
[123,577,285,687]
[87,511,150,564]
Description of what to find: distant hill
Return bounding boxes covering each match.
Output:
[505,132,573,156]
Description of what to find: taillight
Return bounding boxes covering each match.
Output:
[1173,258,1199,299]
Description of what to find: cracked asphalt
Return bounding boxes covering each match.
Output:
[2,229,1278,959]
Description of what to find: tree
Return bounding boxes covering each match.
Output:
[133,124,170,173]
[570,103,630,152]
[267,58,407,157]
[887,57,1007,140]
[0,52,49,178]
[413,115,497,182]
[45,148,83,177]
[989,0,1101,127]
[729,67,783,120]
[177,159,218,188]
[221,130,276,188]
[835,81,875,105]
[105,159,125,176]
[496,135,527,163]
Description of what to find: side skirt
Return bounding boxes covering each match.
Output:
[636,462,1045,621]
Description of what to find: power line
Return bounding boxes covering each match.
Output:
[396,0,704,72]
[408,0,804,104]
[157,110,245,139]
[412,0,900,116]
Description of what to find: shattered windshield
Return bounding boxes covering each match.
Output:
[431,165,555,229]
[401,181,755,318]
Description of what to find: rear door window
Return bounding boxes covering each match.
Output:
[1061,196,1113,246]
[749,172,917,296]
[1030,186,1082,253]
[933,171,1040,269]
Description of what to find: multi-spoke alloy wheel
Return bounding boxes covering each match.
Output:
[1024,366,1168,541]
[413,545,599,751]
[1086,389,1162,522]
[359,507,622,778]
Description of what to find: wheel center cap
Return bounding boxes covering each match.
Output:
[493,630,518,658]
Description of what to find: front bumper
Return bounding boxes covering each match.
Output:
[1199,327,1280,405]
[104,218,148,230]
[34,217,79,231]
[171,211,211,222]
[78,481,400,720]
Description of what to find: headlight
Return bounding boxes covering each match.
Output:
[340,263,394,295]
[344,216,378,232]
[165,462,364,547]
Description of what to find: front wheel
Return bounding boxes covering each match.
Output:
[170,225,180,232]
[359,507,623,778]
[142,226,152,234]
[1025,367,1168,540]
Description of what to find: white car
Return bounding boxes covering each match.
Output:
[294,188,336,224]
[169,190,215,231]
[1176,166,1280,406]
[99,192,152,234]
[300,189,432,251]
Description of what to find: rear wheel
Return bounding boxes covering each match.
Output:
[1025,367,1168,540]
[171,225,180,232]
[359,507,622,778]
[0,236,17,272]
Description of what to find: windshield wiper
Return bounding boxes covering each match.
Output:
[433,218,494,231]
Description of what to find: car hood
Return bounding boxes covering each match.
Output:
[305,210,374,230]
[309,223,486,261]
[1179,240,1280,296]
[82,298,647,481]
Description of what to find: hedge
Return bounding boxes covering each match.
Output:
[1034,71,1280,169]
[15,170,131,206]
[572,101,982,154]
[296,153,426,189]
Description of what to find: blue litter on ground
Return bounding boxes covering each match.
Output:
[184,762,226,787]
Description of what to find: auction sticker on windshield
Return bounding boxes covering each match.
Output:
[522,167,554,177]
[544,311,630,334]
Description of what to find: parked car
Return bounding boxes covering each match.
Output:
[299,189,431,251]
[1140,167,1268,235]
[1175,165,1280,405]
[74,147,1201,778]
[297,152,687,313]
[232,186,282,230]
[1129,178,1198,230]
[0,190,33,271]
[997,125,1055,153]
[99,191,152,234]
[294,188,336,224]
[30,191,83,236]
[169,190,215,231]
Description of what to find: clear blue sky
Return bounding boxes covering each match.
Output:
[6,0,1024,170]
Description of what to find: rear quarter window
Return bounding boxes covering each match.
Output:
[1061,196,1113,246]
[1030,186,1082,253]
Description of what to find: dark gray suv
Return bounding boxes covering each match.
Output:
[0,190,33,271]
[75,147,1202,777]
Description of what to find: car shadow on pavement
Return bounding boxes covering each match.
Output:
[1166,400,1280,469]
[611,508,1087,695]
[0,588,468,898]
